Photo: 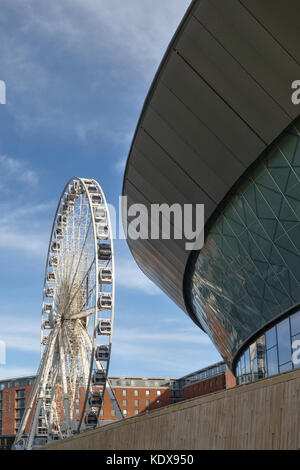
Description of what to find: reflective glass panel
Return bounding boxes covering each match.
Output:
[292,333,300,369]
[276,318,292,365]
[291,310,300,336]
[266,347,279,377]
[279,362,293,373]
[266,327,277,350]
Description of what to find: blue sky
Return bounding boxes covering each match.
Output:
[0,0,221,381]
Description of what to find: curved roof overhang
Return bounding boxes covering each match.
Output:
[122,0,300,328]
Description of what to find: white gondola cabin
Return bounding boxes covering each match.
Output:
[57,214,67,226]
[99,268,112,284]
[95,344,110,361]
[49,256,58,267]
[84,412,98,426]
[86,183,98,193]
[88,392,102,407]
[47,272,56,282]
[46,287,55,297]
[43,303,53,313]
[92,370,106,386]
[97,293,112,310]
[98,243,111,260]
[55,228,63,239]
[61,202,69,215]
[65,193,76,205]
[91,194,102,205]
[43,320,51,330]
[96,222,109,240]
[94,207,106,222]
[97,319,112,335]
[51,241,60,252]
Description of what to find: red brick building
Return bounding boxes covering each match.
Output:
[0,361,235,446]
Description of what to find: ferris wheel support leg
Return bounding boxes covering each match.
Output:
[26,328,59,450]
[12,328,58,449]
[12,354,46,449]
[58,329,72,436]
[79,324,124,421]
[47,354,59,437]
[26,397,43,450]
[79,338,90,390]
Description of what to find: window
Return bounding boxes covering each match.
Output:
[157,390,161,396]
[100,410,104,416]
[15,398,25,409]
[15,389,26,431]
[146,400,150,407]
[266,347,278,377]
[123,399,127,406]
[277,318,291,366]
[134,400,139,407]
[145,390,150,396]
[236,309,300,384]
[291,311,300,336]
[134,410,139,415]
[134,390,139,396]
[122,389,127,396]
[111,410,115,416]
[16,409,24,419]
[123,410,127,416]
[157,400,161,406]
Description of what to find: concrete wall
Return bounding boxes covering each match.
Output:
[43,369,300,450]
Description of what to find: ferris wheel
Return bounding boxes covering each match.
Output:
[13,177,123,450]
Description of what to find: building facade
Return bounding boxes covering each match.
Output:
[122,0,300,383]
[0,362,234,445]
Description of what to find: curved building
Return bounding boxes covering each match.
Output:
[122,0,300,382]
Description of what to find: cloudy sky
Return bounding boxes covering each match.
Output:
[0,0,221,381]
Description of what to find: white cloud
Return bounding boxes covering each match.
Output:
[0,227,47,256]
[0,0,191,140]
[0,201,52,256]
[0,154,39,187]
[0,314,40,353]
[23,0,191,75]
[116,258,161,295]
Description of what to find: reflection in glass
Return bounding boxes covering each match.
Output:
[265,327,276,350]
[279,362,293,373]
[235,310,300,384]
[291,310,300,336]
[256,335,266,379]
[266,347,279,376]
[277,318,291,365]
[292,333,300,369]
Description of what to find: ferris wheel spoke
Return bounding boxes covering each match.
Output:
[64,256,95,318]
[66,218,93,291]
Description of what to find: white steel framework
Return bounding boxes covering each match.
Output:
[13,177,123,450]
